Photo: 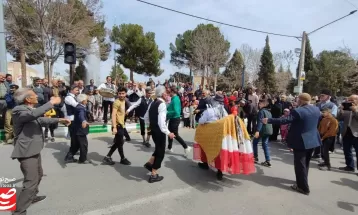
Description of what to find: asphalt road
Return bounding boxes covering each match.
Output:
[0,128,357,215]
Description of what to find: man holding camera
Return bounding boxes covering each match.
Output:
[338,95,358,173]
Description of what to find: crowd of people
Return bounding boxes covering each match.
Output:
[2,73,358,214]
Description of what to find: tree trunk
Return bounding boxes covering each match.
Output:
[19,46,27,87]
[130,70,134,83]
[43,58,49,80]
[49,62,54,82]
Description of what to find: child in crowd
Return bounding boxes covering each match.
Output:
[280,109,290,144]
[183,102,190,128]
[229,98,238,116]
[44,108,57,142]
[253,99,273,167]
[318,108,338,171]
[87,90,95,122]
[189,96,198,128]
[93,89,103,122]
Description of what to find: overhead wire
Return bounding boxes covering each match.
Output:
[135,0,300,38]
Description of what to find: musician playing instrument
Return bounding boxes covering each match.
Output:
[98,76,117,125]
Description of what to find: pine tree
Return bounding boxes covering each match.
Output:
[221,49,244,89]
[257,36,276,93]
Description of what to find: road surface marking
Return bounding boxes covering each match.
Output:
[80,187,192,215]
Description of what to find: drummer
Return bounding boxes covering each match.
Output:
[98,76,117,126]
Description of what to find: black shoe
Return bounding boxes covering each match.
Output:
[120,158,131,165]
[312,154,320,159]
[102,157,115,165]
[319,165,331,171]
[318,163,326,167]
[125,138,131,141]
[143,141,151,148]
[148,174,164,183]
[291,184,310,195]
[198,162,209,170]
[144,162,152,172]
[64,156,78,163]
[217,170,223,180]
[338,166,355,172]
[261,161,272,168]
[50,137,55,142]
[32,195,46,204]
[78,160,91,164]
[254,157,259,164]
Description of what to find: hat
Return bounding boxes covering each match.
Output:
[283,108,290,112]
[239,99,246,104]
[214,94,224,103]
[320,89,331,96]
[298,93,311,102]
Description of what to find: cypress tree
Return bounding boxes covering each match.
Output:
[257,35,277,93]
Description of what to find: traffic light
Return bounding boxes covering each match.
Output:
[64,42,76,64]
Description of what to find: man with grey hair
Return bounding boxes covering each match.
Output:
[11,88,70,215]
[144,85,175,183]
[69,94,91,164]
[126,87,153,147]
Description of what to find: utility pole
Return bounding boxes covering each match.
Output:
[297,31,307,94]
[0,3,7,74]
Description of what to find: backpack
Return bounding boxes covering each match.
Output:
[259,109,273,136]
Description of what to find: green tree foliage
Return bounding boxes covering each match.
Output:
[110,24,165,82]
[169,30,193,68]
[257,36,276,93]
[109,64,128,83]
[218,49,247,90]
[314,50,356,96]
[301,38,319,94]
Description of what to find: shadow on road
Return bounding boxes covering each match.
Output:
[164,156,242,193]
[45,142,70,168]
[113,164,149,182]
[227,166,296,192]
[331,178,358,191]
[337,201,358,212]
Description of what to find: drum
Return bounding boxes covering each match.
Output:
[99,88,116,98]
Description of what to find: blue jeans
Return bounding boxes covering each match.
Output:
[342,129,358,169]
[252,135,270,161]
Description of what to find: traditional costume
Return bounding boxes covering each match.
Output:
[194,114,255,179]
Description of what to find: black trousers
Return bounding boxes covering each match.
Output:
[270,124,280,141]
[66,121,76,158]
[74,135,89,162]
[321,136,335,167]
[151,129,166,170]
[102,100,113,123]
[108,125,125,159]
[313,146,321,156]
[167,118,187,149]
[247,114,257,135]
[293,148,314,193]
[183,118,190,127]
[139,118,151,136]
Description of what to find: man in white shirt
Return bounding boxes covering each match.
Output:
[64,85,80,163]
[98,76,117,125]
[143,86,175,183]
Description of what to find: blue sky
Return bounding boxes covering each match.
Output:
[10,0,358,84]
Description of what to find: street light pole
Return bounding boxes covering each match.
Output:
[297,31,307,94]
[0,3,7,74]
[295,10,357,94]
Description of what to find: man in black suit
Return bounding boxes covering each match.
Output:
[72,94,90,164]
[126,87,153,147]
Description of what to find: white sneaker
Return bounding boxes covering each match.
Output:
[184,146,192,158]
[167,149,174,153]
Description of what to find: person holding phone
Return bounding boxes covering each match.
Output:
[337,95,358,173]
